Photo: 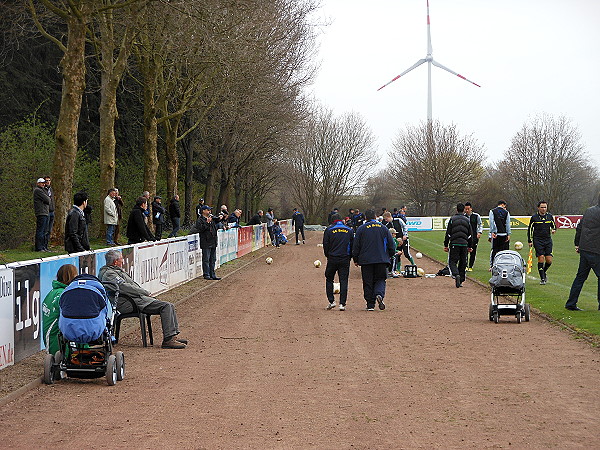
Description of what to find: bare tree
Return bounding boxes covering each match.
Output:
[389,120,486,215]
[500,114,598,213]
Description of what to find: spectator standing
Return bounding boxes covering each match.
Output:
[488,200,511,267]
[103,188,119,246]
[99,249,188,349]
[323,213,354,311]
[126,197,155,244]
[292,208,306,245]
[142,191,151,222]
[227,209,242,228]
[151,196,166,240]
[194,205,221,280]
[44,176,55,249]
[64,192,90,253]
[527,201,556,285]
[196,198,205,219]
[351,208,365,231]
[168,194,181,237]
[444,203,473,288]
[113,188,124,244]
[464,202,483,271]
[397,205,416,265]
[327,208,339,225]
[352,209,396,311]
[42,264,77,354]
[33,177,51,251]
[247,210,263,225]
[564,193,600,311]
[383,211,407,275]
[265,208,275,245]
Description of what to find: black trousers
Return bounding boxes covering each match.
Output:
[325,257,350,304]
[468,238,479,268]
[360,263,388,309]
[490,235,510,266]
[449,245,468,282]
[154,223,163,241]
[295,225,305,243]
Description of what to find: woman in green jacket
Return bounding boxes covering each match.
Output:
[42,264,77,354]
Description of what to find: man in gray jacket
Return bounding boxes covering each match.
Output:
[565,192,600,311]
[33,177,50,251]
[99,249,188,349]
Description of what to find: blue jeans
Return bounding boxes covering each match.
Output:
[106,224,116,245]
[566,250,600,308]
[35,215,49,251]
[168,217,180,237]
[201,247,217,279]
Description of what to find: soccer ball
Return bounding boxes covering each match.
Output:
[265,257,273,264]
[314,260,322,268]
[417,267,425,277]
[316,243,323,247]
[514,241,523,251]
[415,252,423,259]
[333,282,340,294]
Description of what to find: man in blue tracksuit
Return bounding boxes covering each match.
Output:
[323,214,353,311]
[292,208,306,245]
[352,210,396,311]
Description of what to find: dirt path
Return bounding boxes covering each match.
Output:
[1,231,599,448]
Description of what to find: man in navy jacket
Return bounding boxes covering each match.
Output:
[292,208,306,244]
[323,214,353,310]
[352,210,396,311]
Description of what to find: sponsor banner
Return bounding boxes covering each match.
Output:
[237,226,253,257]
[280,219,292,236]
[135,241,170,296]
[252,224,264,251]
[186,234,202,279]
[218,229,238,265]
[0,267,14,369]
[481,216,530,230]
[406,217,433,231]
[13,263,41,363]
[555,215,582,229]
[168,237,189,288]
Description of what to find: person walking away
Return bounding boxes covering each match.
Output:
[168,194,181,237]
[323,213,354,310]
[151,196,166,240]
[113,188,124,244]
[42,264,77,355]
[292,208,306,244]
[488,200,511,268]
[33,177,51,251]
[64,192,90,253]
[527,201,556,285]
[265,208,275,245]
[126,197,155,244]
[352,209,396,311]
[194,205,222,280]
[444,203,473,288]
[44,176,55,249]
[565,193,600,311]
[464,202,482,271]
[104,188,119,246]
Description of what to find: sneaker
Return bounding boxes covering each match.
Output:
[296,242,300,245]
[366,308,375,311]
[327,302,336,310]
[376,295,385,310]
[455,277,462,288]
[176,337,189,345]
[302,240,305,244]
[466,267,473,272]
[161,338,186,349]
[540,279,546,285]
[339,304,346,311]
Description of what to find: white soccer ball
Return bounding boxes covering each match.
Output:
[316,243,323,247]
[265,257,273,265]
[333,282,340,294]
[314,260,322,268]
[415,252,423,259]
[514,241,523,251]
[417,267,425,277]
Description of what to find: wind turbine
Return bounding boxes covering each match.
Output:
[377,0,480,122]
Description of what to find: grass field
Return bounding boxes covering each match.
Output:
[409,229,600,338]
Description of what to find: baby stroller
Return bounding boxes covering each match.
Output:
[489,250,530,323]
[43,274,124,386]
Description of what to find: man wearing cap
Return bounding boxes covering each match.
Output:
[194,205,222,280]
[33,177,51,251]
[151,196,166,240]
[196,198,205,219]
[43,176,55,249]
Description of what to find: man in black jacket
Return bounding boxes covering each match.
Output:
[168,194,181,238]
[565,193,600,311]
[247,210,263,225]
[33,177,50,251]
[444,203,473,288]
[323,213,353,310]
[527,201,556,285]
[127,197,155,244]
[151,196,166,240]
[292,208,306,245]
[65,192,90,253]
[195,205,222,280]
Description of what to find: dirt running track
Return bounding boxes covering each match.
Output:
[1,230,599,449]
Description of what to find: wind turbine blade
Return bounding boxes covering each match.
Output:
[377,59,427,91]
[431,59,481,87]
[427,0,432,56]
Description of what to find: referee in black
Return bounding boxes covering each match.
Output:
[527,200,556,285]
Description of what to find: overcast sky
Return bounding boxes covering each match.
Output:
[308,0,600,171]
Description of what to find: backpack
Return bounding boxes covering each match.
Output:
[489,250,525,290]
[436,266,450,276]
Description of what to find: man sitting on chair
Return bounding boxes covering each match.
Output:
[99,249,188,349]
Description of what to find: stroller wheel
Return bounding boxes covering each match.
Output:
[524,303,531,322]
[115,351,125,381]
[43,354,55,385]
[516,312,522,324]
[106,354,117,386]
[54,351,63,379]
[493,311,499,324]
[488,303,494,322]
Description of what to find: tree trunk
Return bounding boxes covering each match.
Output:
[52,13,88,244]
[184,137,193,226]
[204,163,218,206]
[164,116,181,199]
[141,58,158,199]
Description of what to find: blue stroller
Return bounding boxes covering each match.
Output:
[43,274,124,386]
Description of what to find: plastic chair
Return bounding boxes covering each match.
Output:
[113,294,154,347]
